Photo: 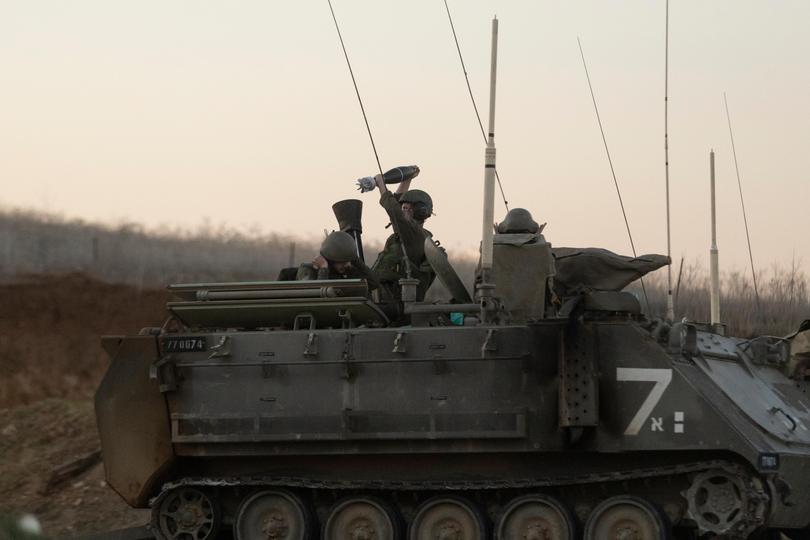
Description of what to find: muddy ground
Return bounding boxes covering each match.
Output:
[0,274,167,537]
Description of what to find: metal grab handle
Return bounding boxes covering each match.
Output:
[293,312,317,331]
[770,407,797,432]
[208,336,231,359]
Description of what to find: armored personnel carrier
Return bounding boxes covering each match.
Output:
[94,212,810,539]
[94,16,810,540]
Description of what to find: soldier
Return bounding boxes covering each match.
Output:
[370,173,436,318]
[295,231,378,291]
[475,207,547,279]
[477,207,558,320]
[496,207,546,237]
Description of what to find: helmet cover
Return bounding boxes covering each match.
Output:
[320,231,357,262]
[497,208,541,234]
[400,189,433,220]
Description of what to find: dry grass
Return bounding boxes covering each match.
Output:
[631,259,810,337]
[431,248,810,338]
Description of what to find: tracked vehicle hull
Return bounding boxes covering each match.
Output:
[95,280,810,539]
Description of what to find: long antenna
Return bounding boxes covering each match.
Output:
[664,0,674,322]
[327,0,412,278]
[327,0,383,178]
[442,0,508,211]
[577,37,651,315]
[477,17,499,322]
[724,92,762,317]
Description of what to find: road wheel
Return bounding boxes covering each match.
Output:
[583,495,670,540]
[496,494,576,539]
[408,495,487,540]
[234,489,314,540]
[323,496,402,540]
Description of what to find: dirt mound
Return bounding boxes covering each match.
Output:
[0,273,168,408]
[0,398,148,537]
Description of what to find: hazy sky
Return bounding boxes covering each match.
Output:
[2,1,808,274]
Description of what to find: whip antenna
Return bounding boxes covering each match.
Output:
[724,92,762,317]
[442,0,509,211]
[664,0,674,321]
[327,0,384,178]
[327,0,413,278]
[577,37,651,315]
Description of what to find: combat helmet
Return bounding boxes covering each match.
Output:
[320,231,357,262]
[400,189,433,221]
[497,208,543,234]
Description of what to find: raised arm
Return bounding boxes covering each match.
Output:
[374,174,412,196]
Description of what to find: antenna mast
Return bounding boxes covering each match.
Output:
[477,16,498,322]
[664,0,674,322]
[709,149,721,329]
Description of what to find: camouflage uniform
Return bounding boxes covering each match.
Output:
[371,191,435,308]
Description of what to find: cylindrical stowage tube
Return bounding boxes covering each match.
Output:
[197,288,338,301]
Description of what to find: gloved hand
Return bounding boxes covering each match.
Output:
[312,254,328,270]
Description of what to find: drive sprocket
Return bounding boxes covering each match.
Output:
[684,467,768,538]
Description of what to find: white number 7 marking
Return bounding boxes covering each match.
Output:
[616,368,673,435]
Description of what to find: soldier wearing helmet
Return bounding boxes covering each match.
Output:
[295,231,378,290]
[497,207,545,236]
[369,173,436,318]
[476,207,559,316]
